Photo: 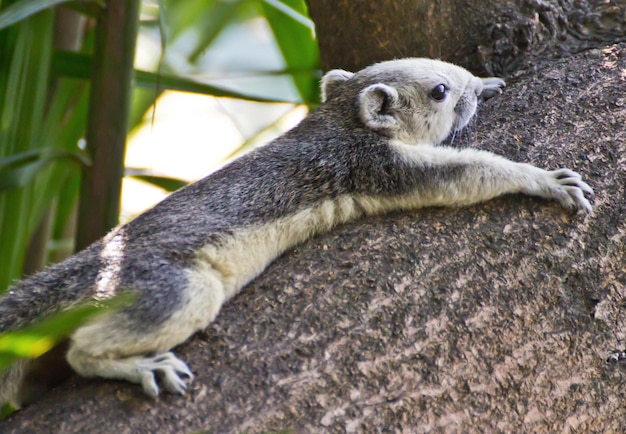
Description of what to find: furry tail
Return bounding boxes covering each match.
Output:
[0,241,103,408]
[0,242,102,333]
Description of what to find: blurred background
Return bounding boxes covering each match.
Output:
[0,0,320,293]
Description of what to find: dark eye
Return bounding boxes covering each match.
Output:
[429,84,448,101]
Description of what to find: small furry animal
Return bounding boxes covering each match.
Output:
[0,58,593,408]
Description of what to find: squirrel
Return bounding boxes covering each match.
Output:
[0,58,593,409]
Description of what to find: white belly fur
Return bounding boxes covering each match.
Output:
[192,195,360,301]
[166,170,494,341]
[168,195,361,338]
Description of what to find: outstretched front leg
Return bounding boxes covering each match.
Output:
[388,142,593,212]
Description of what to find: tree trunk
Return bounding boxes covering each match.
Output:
[2,40,625,432]
[75,0,141,250]
[307,0,626,76]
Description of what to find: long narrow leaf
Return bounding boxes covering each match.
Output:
[261,0,320,102]
[0,148,89,170]
[125,168,188,192]
[159,0,250,61]
[262,0,315,32]
[134,69,294,102]
[129,87,160,132]
[31,77,90,235]
[0,148,89,191]
[0,9,54,293]
[0,0,103,30]
[0,149,41,168]
[187,0,246,62]
[0,292,133,369]
[49,171,80,262]
[51,50,307,103]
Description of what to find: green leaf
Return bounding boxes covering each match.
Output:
[0,0,103,30]
[160,0,251,61]
[0,8,55,293]
[125,168,189,192]
[0,293,133,370]
[30,77,90,235]
[262,0,314,31]
[134,69,295,103]
[0,148,90,191]
[260,0,320,103]
[0,149,41,169]
[50,171,80,258]
[129,86,162,135]
[50,48,92,78]
[1,402,16,421]
[51,50,307,103]
[222,104,304,162]
[187,0,247,62]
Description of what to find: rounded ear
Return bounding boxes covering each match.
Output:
[320,69,354,102]
[358,83,400,132]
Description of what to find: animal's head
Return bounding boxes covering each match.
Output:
[320,58,505,145]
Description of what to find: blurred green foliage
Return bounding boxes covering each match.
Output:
[0,0,319,291]
[0,0,319,416]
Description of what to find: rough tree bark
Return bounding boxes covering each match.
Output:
[308,0,626,76]
[2,4,626,434]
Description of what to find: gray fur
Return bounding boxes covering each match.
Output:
[320,69,354,102]
[0,58,592,408]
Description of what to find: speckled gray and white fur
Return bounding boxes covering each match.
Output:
[0,58,593,408]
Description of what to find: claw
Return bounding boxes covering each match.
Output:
[565,186,592,213]
[549,168,594,213]
[137,352,194,398]
[141,372,160,398]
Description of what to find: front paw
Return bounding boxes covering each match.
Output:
[547,168,594,213]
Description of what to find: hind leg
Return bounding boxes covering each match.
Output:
[67,345,193,397]
[67,263,226,397]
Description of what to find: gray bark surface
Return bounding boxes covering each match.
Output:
[308,0,626,76]
[2,44,625,434]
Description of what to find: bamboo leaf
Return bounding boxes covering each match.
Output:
[260,0,320,102]
[0,161,53,191]
[31,78,90,235]
[0,8,55,293]
[129,87,162,136]
[50,49,91,77]
[187,0,247,62]
[125,169,189,192]
[0,0,103,30]
[51,50,311,103]
[0,149,41,169]
[0,149,90,191]
[262,0,314,32]
[50,171,80,259]
[0,292,133,370]
[222,104,304,162]
[159,0,250,61]
[134,69,294,103]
